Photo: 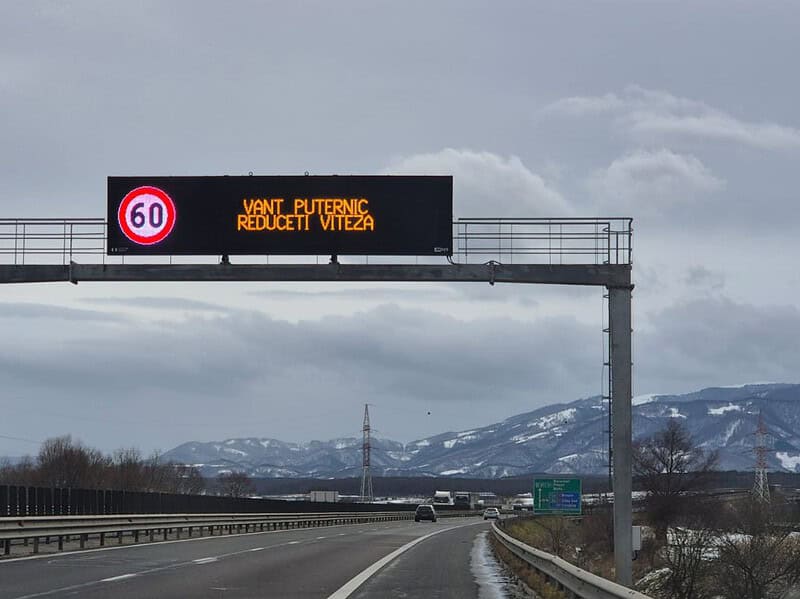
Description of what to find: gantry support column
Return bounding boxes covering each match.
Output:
[608,285,633,586]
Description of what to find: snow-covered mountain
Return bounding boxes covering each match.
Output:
[163,383,800,478]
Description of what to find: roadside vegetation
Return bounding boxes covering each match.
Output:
[496,419,800,599]
[0,435,208,494]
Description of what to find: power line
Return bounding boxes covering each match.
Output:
[0,433,42,445]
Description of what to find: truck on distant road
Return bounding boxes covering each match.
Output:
[433,490,453,506]
[453,491,472,509]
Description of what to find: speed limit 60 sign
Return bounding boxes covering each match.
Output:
[107,175,453,256]
[117,186,177,245]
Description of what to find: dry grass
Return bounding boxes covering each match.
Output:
[490,534,567,599]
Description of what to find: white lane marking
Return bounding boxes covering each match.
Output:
[316,536,327,540]
[328,522,482,599]
[9,537,320,599]
[100,573,138,582]
[249,547,265,552]
[338,533,347,537]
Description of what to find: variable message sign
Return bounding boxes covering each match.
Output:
[533,478,582,515]
[107,175,453,256]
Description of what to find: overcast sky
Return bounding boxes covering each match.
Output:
[1,1,799,456]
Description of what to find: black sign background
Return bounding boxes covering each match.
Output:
[107,176,452,256]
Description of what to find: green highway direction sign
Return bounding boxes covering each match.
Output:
[533,478,582,515]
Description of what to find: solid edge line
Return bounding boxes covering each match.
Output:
[327,522,477,599]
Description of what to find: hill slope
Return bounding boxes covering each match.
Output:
[163,383,800,478]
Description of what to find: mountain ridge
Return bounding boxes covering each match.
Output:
[163,383,800,478]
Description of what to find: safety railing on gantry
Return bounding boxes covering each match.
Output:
[0,217,632,266]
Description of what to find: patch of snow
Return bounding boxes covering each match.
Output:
[443,439,457,449]
[415,440,430,447]
[776,452,800,471]
[225,440,236,445]
[633,393,659,406]
[708,403,743,416]
[666,407,687,419]
[558,454,580,462]
[470,531,510,599]
[720,420,741,445]
[222,448,247,456]
[259,440,274,448]
[511,431,549,444]
[440,467,468,476]
[334,441,352,450]
[457,430,477,438]
[387,451,411,462]
[527,408,577,429]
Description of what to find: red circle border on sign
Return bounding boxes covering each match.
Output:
[117,186,177,245]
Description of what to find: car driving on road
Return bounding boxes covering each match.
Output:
[415,504,437,522]
[483,507,500,520]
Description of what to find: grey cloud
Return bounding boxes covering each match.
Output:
[684,266,725,292]
[1,304,603,451]
[0,302,126,322]
[247,287,454,302]
[81,296,232,312]
[636,297,800,394]
[586,148,725,216]
[384,149,572,218]
[545,85,800,151]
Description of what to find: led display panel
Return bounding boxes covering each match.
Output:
[107,176,452,256]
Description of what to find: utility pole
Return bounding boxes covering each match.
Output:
[360,404,374,503]
[753,412,770,502]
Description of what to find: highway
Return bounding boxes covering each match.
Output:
[0,518,496,599]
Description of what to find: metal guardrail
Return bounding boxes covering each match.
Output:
[0,510,478,557]
[491,521,652,599]
[0,511,414,556]
[0,217,633,266]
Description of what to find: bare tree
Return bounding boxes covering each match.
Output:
[532,516,572,557]
[4,437,207,495]
[0,456,35,485]
[634,419,718,538]
[110,448,148,491]
[35,435,110,488]
[173,465,206,495]
[216,471,254,498]
[713,498,800,599]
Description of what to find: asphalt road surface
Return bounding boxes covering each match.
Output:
[0,518,496,599]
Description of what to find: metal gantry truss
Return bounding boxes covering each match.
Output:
[0,215,636,586]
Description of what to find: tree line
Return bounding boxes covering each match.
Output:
[633,419,800,599]
[500,419,800,599]
[0,435,254,497]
